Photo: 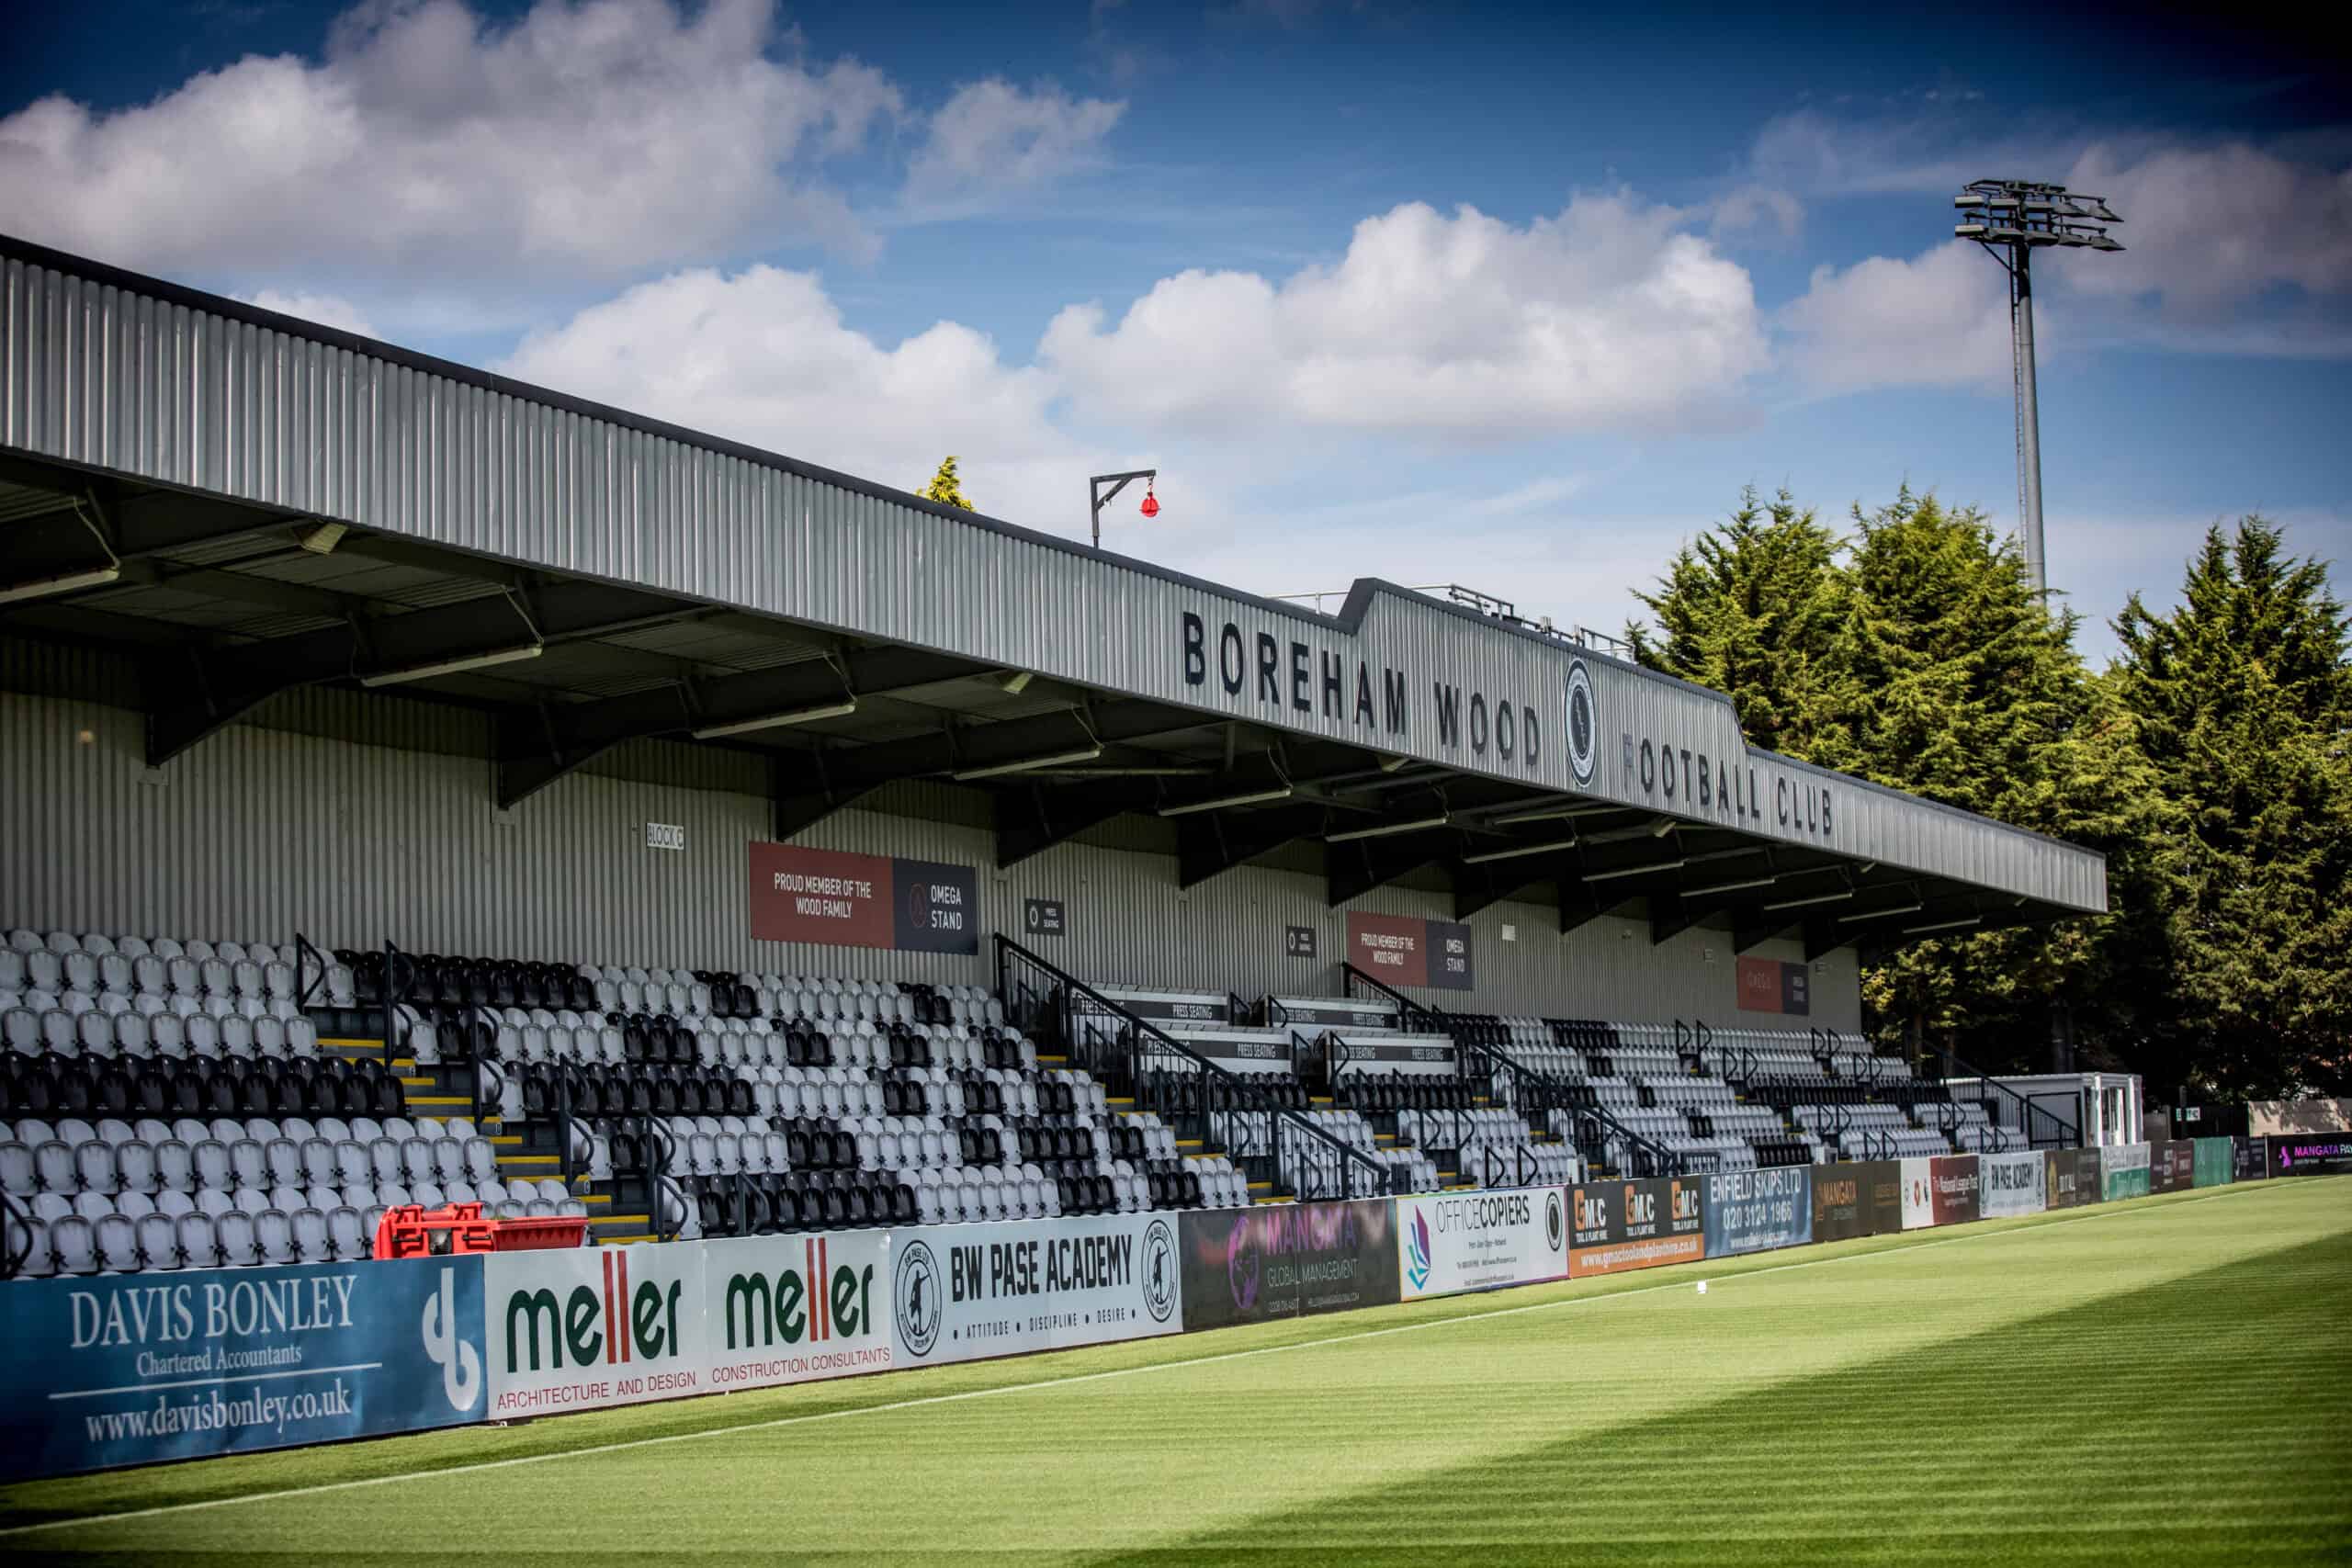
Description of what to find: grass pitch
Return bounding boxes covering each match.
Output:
[3,1178,2346,1565]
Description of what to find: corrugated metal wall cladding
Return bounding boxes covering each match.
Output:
[1,691,1861,1029]
[2,256,2103,912]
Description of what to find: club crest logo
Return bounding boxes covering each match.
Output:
[1141,1218,1177,1323]
[1566,660,1598,785]
[893,1237,942,1359]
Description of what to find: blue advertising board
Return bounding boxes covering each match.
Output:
[0,1257,487,1478]
[1702,1167,1813,1258]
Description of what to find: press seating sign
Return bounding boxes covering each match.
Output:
[749,843,978,955]
[1343,912,1472,991]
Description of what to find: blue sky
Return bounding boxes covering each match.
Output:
[5,1,2346,662]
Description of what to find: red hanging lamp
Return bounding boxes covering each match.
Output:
[1139,481,1159,519]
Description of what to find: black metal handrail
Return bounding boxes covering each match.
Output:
[995,935,1396,1201]
[0,1191,30,1280]
[1340,964,1690,1179]
[379,940,416,1073]
[1916,1041,2080,1147]
[293,931,330,1011]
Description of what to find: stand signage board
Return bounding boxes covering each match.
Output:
[748,843,979,955]
[1343,913,1472,991]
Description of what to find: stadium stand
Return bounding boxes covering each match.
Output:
[1,925,1249,1277]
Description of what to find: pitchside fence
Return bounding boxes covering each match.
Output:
[0,1138,2267,1478]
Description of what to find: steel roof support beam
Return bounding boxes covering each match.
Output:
[994,780,1148,870]
[495,645,978,809]
[1175,803,1329,890]
[141,578,695,766]
[0,476,296,579]
[775,700,1211,840]
[1733,916,1800,954]
[1453,857,1558,921]
[1327,830,1455,908]
[1560,886,1618,937]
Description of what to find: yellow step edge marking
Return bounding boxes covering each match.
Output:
[598,1235,654,1247]
[404,1096,471,1107]
[592,1214,650,1226]
[486,1135,524,1145]
[495,1153,560,1166]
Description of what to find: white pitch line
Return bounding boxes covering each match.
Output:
[0,1185,2272,1539]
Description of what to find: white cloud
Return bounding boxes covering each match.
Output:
[1039,196,1770,441]
[907,79,1125,204]
[494,263,1097,531]
[1747,109,2352,356]
[235,289,378,337]
[1711,184,1804,242]
[1780,241,2015,394]
[2063,141,2352,314]
[0,0,904,281]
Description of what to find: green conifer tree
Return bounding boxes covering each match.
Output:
[2103,519,2352,1096]
[919,457,974,510]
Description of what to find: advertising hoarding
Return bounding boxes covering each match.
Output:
[2269,1135,2352,1177]
[2148,1141,2197,1193]
[1900,1156,1936,1230]
[1977,1151,2047,1219]
[1702,1167,1812,1258]
[1566,1178,1705,1278]
[1812,1160,1902,1242]
[486,1243,706,1417]
[1397,1187,1568,1299]
[703,1232,895,1393]
[2099,1143,2153,1201]
[1181,1200,1399,1329]
[0,1257,487,1478]
[890,1213,1181,1366]
[2044,1148,2101,1210]
[1929,1156,1981,1226]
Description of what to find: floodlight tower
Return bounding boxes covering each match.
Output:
[1953,180,2122,596]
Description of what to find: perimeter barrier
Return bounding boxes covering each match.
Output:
[0,1137,2293,1478]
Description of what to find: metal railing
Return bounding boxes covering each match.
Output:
[1917,1042,2081,1148]
[0,1192,29,1280]
[1340,965,1692,1179]
[996,936,1396,1201]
